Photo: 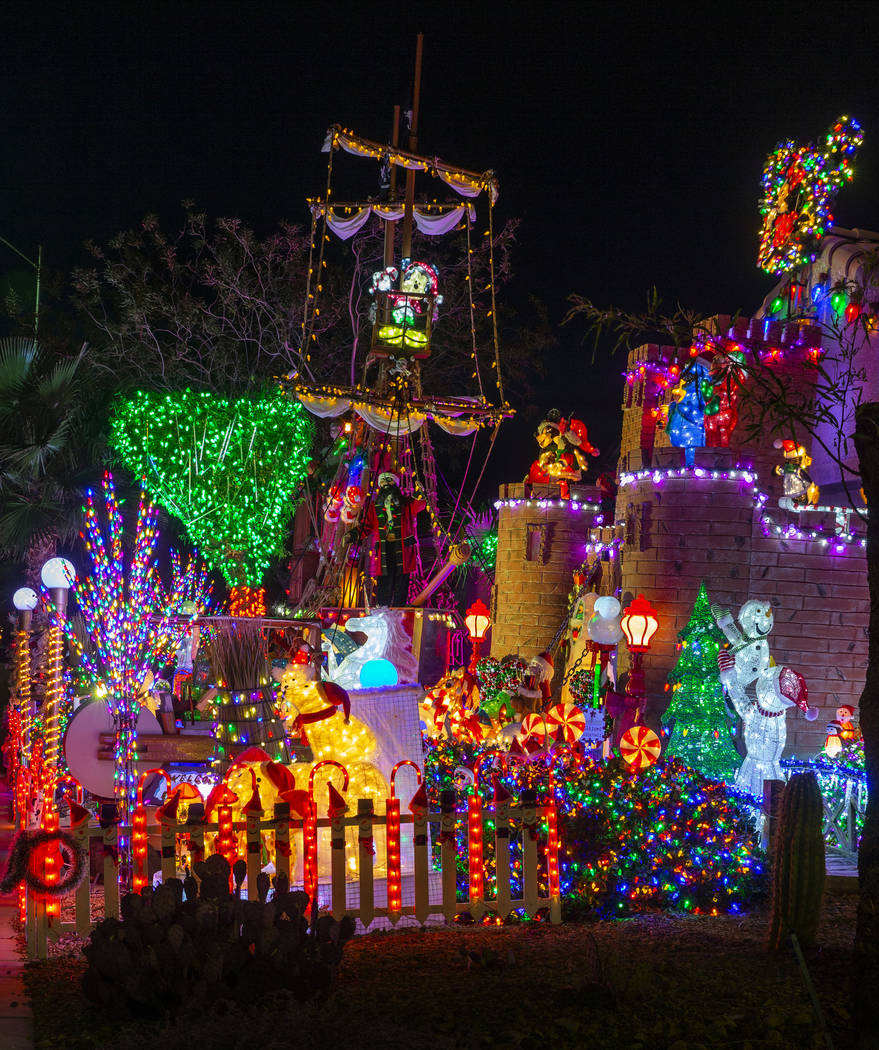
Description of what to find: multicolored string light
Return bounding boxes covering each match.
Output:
[423,738,766,918]
[758,115,863,274]
[65,473,185,836]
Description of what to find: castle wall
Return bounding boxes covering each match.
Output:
[612,447,867,756]
[611,320,868,759]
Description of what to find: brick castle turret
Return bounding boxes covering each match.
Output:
[490,483,600,659]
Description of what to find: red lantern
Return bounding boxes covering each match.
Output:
[620,595,659,653]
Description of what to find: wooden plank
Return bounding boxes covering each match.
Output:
[98,733,215,762]
[494,795,512,920]
[102,820,120,919]
[273,802,291,888]
[32,891,47,961]
[440,790,457,925]
[520,791,538,918]
[245,811,262,899]
[69,809,92,937]
[357,799,375,928]
[159,818,177,884]
[412,802,429,925]
[330,808,347,919]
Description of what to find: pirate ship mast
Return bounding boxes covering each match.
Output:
[290,35,513,612]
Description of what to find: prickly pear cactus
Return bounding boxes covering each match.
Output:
[82,854,355,1018]
[768,771,825,951]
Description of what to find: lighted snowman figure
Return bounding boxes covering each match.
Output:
[587,596,624,648]
[718,655,817,794]
[712,600,774,691]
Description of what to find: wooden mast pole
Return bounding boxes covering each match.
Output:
[401,33,423,262]
[383,105,401,270]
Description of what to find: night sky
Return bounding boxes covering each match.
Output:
[7,3,879,494]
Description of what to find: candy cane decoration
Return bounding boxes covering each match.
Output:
[387,761,422,919]
[133,768,171,893]
[306,760,348,908]
[56,774,83,805]
[468,791,484,906]
[389,759,422,798]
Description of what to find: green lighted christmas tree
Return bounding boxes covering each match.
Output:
[663,582,739,781]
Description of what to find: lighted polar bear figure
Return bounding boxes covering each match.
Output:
[718,655,817,795]
[327,608,419,690]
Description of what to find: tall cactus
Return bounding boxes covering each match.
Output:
[768,771,825,950]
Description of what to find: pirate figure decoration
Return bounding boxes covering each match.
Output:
[358,472,426,607]
[526,409,600,499]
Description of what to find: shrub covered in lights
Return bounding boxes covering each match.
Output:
[109,389,314,587]
[424,738,767,918]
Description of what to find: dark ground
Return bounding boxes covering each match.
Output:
[23,889,856,1050]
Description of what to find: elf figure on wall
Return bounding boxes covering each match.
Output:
[357,472,425,607]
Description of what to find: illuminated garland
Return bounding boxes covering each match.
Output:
[758,115,863,274]
[423,738,766,917]
[619,467,756,487]
[618,467,866,555]
[109,389,314,587]
[494,498,599,512]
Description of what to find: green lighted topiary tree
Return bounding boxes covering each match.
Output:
[109,388,313,608]
[663,582,740,781]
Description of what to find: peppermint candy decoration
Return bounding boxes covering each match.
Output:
[544,702,587,744]
[518,713,548,748]
[619,725,662,771]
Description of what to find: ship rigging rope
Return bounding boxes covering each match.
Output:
[298,207,320,383]
[465,211,485,400]
[301,144,335,373]
[487,201,505,406]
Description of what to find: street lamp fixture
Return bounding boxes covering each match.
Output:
[464,599,491,672]
[620,594,659,704]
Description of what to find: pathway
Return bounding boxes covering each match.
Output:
[0,782,33,1049]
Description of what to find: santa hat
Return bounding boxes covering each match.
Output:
[837,703,856,717]
[564,418,598,456]
[778,667,819,721]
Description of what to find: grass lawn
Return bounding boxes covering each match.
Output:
[23,890,856,1050]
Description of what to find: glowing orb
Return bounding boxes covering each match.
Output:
[359,658,399,689]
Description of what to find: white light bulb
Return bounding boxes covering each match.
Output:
[12,587,38,611]
[41,558,75,589]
